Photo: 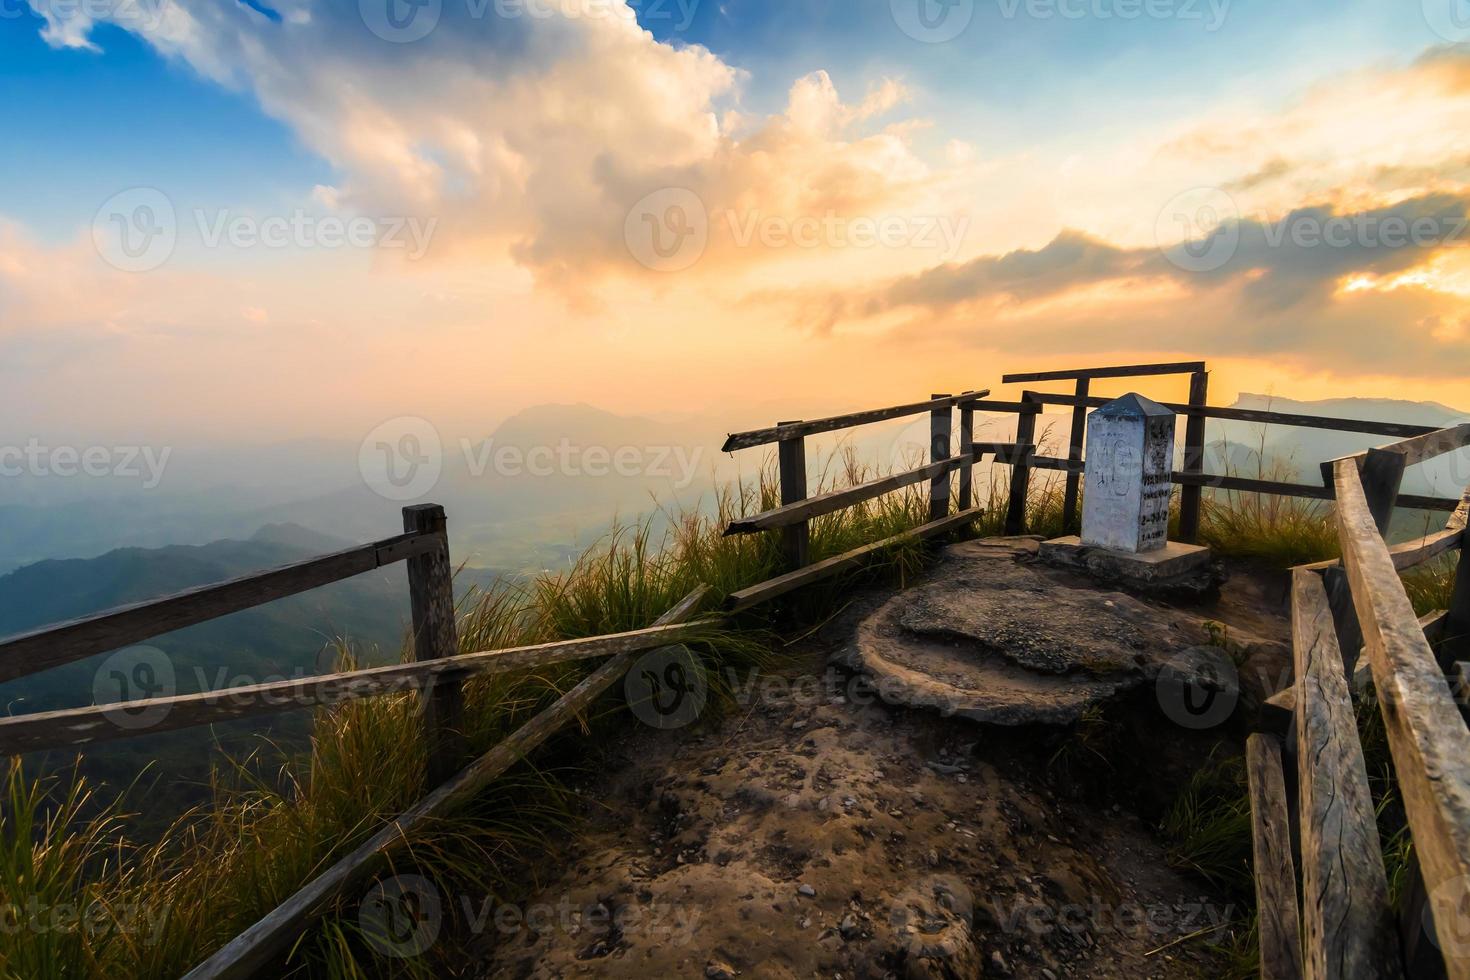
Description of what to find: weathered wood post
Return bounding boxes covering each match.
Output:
[1061,376,1090,534]
[777,422,809,570]
[1445,528,1470,664]
[930,394,953,522]
[403,504,465,785]
[1004,392,1040,535]
[1179,369,1209,544]
[958,395,976,512]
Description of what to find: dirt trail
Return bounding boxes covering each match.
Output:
[477,545,1286,979]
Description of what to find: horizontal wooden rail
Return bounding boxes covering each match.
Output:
[725,507,982,613]
[1336,460,1470,980]
[0,620,714,755]
[181,586,710,980]
[965,398,1042,415]
[1013,392,1439,439]
[724,455,974,535]
[0,531,441,685]
[1300,527,1464,574]
[1001,361,1206,383]
[1376,423,1470,468]
[720,390,990,453]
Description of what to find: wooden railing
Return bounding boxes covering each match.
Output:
[1247,422,1470,979]
[719,388,991,612]
[974,361,1462,541]
[0,503,716,978]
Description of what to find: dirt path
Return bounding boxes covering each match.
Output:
[473,548,1277,979]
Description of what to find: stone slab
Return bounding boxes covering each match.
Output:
[1039,536,1215,593]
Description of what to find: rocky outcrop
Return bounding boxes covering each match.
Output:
[838,538,1242,726]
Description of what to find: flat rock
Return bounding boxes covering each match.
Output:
[837,538,1230,725]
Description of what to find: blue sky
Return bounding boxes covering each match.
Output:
[3,0,1470,442]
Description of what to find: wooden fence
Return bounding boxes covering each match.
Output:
[719,388,991,611]
[3,363,1466,976]
[971,361,1462,540]
[1246,423,1470,979]
[0,389,1002,976]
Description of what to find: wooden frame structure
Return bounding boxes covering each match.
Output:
[977,362,1461,542]
[1247,422,1470,979]
[720,388,992,611]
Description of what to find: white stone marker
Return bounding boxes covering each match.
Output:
[1080,393,1176,554]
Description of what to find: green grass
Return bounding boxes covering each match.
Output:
[0,455,951,979]
[3,440,1462,978]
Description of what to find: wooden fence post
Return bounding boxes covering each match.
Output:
[1004,392,1039,535]
[1445,543,1470,664]
[1360,447,1407,537]
[958,397,975,512]
[777,422,809,570]
[1061,377,1090,534]
[403,504,465,786]
[1179,369,1209,544]
[930,394,953,522]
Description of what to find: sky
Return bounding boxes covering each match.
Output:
[3,0,1470,446]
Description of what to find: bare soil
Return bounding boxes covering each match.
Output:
[474,545,1289,980]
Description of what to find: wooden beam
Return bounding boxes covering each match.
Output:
[777,424,810,570]
[403,505,465,785]
[179,587,710,980]
[929,395,953,523]
[0,621,714,754]
[1001,361,1206,383]
[720,390,991,452]
[1179,370,1210,544]
[725,507,981,613]
[1246,732,1304,980]
[964,399,1043,415]
[1023,392,1439,439]
[1375,423,1470,468]
[1292,567,1403,979]
[958,401,975,511]
[1004,393,1040,534]
[1300,528,1463,574]
[1336,460,1470,980]
[0,531,439,685]
[724,456,972,535]
[1061,376,1090,534]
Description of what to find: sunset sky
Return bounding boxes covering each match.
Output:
[3,0,1469,446]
